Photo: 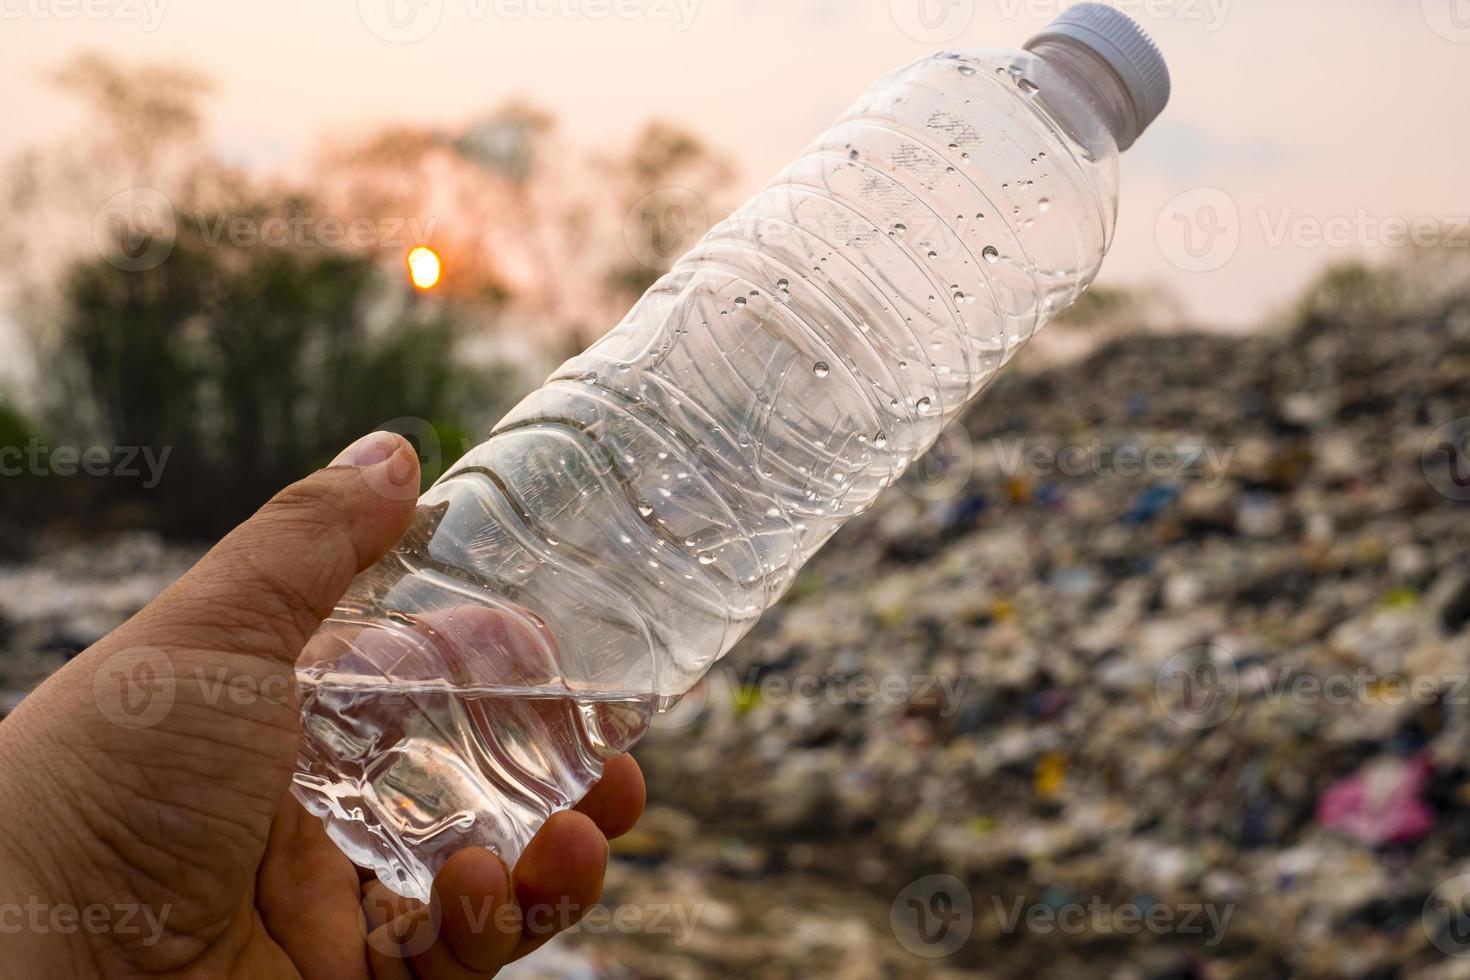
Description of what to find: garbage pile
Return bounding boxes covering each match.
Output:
[612,292,1470,978]
[0,533,202,713]
[5,279,1470,977]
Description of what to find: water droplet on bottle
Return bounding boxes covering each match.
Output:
[916,397,933,415]
[874,433,888,448]
[1038,198,1051,213]
[698,553,716,565]
[733,295,747,306]
[927,250,938,260]
[776,277,790,290]
[637,501,655,518]
[848,148,859,160]
[958,64,976,76]
[1018,78,1039,95]
[545,536,559,546]
[893,222,906,233]
[982,245,1000,263]
[813,361,830,378]
[952,289,965,303]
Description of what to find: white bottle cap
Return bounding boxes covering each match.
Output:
[1025,3,1171,149]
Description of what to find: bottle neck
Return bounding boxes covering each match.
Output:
[1026,38,1141,152]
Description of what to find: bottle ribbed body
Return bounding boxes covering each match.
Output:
[293,47,1121,902]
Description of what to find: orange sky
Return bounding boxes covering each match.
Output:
[1,0,1468,332]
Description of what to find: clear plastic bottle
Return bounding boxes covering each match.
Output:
[293,3,1171,901]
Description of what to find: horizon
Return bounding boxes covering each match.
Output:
[1,1,1467,350]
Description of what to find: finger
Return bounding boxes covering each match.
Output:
[366,851,522,980]
[119,430,420,666]
[362,882,425,935]
[257,798,372,980]
[574,754,646,840]
[366,905,434,980]
[509,810,608,961]
[415,848,522,976]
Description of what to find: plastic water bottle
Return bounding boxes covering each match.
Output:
[293,3,1171,901]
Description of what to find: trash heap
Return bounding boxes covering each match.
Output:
[5,271,1470,978]
[608,288,1470,978]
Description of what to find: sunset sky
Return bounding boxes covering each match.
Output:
[2,0,1468,334]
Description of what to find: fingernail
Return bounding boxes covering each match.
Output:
[332,431,399,468]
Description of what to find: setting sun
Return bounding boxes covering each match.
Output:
[406,245,442,290]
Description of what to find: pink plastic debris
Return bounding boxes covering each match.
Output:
[1318,754,1435,846]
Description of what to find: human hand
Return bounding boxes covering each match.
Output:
[0,432,645,978]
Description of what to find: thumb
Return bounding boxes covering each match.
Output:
[122,430,421,663]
